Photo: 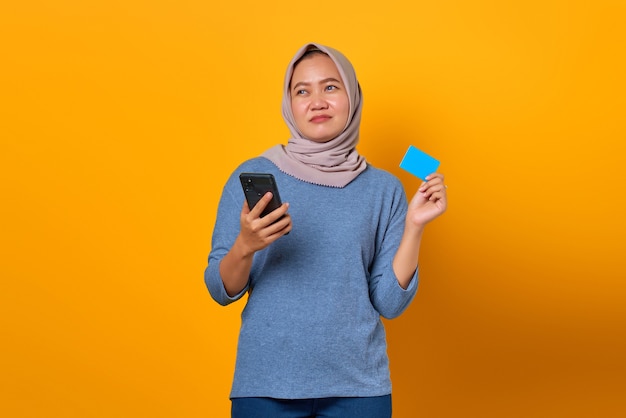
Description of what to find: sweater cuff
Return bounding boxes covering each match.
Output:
[205,261,248,306]
[377,267,418,319]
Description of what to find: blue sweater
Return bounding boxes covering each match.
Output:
[205,157,418,399]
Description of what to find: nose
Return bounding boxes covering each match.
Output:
[310,92,328,110]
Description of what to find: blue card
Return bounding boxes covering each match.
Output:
[399,145,440,181]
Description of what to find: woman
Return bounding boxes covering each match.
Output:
[205,43,447,417]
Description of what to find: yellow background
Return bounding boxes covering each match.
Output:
[2,0,625,417]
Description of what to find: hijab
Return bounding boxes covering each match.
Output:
[262,43,367,188]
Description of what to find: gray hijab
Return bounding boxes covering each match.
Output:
[263,43,367,188]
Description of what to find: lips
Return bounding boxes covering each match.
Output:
[310,115,331,123]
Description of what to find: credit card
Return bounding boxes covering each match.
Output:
[399,145,440,181]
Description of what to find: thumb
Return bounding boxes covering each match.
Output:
[242,200,251,215]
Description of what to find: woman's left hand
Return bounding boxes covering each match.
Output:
[407,172,448,228]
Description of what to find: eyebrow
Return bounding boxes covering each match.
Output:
[292,77,343,91]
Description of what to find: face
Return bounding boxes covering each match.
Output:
[289,53,350,143]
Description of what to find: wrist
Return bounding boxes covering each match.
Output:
[233,235,256,259]
[404,222,426,238]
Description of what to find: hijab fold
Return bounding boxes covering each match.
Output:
[263,43,367,188]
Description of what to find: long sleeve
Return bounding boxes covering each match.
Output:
[203,157,420,399]
[367,180,419,319]
[204,172,248,306]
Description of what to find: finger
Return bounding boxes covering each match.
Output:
[268,202,289,219]
[251,201,288,231]
[256,203,288,230]
[418,182,444,200]
[428,189,449,204]
[425,172,445,182]
[266,213,292,236]
[428,191,444,201]
[248,192,274,218]
[420,178,445,196]
[420,182,445,194]
[242,200,251,215]
[419,173,444,192]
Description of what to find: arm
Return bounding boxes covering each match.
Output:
[220,192,292,296]
[393,173,447,289]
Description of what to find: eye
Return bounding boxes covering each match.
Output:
[295,89,307,96]
[325,85,338,91]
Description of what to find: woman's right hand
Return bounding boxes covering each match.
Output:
[220,192,291,297]
[238,192,292,255]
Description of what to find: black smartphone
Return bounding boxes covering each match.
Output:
[239,173,283,218]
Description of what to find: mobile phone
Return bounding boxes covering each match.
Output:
[239,173,284,218]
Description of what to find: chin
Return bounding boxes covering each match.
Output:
[308,136,335,143]
[306,131,340,143]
